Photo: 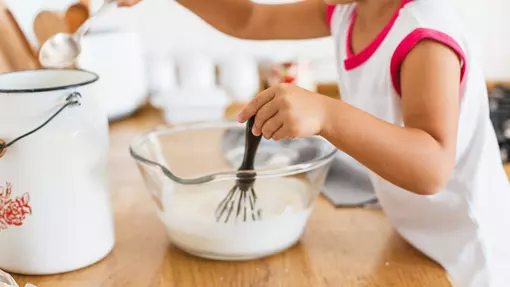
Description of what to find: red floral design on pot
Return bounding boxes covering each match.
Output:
[0,182,32,230]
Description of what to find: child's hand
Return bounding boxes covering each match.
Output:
[237,84,330,141]
[117,0,141,7]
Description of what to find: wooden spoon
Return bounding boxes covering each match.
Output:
[33,10,68,48]
[0,2,39,72]
[65,3,89,34]
[0,46,12,74]
[80,0,90,10]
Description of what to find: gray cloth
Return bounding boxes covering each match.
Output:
[322,151,380,208]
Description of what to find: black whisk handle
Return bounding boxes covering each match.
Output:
[239,115,262,171]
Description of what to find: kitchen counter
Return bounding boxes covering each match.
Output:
[13,105,462,287]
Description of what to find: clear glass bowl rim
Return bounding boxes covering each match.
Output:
[129,120,338,185]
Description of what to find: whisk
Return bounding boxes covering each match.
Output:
[215,115,263,223]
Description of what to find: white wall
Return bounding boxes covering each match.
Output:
[4,0,510,81]
[448,0,510,81]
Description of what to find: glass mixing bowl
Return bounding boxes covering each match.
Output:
[130,121,337,261]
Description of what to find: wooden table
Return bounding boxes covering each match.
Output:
[13,106,460,287]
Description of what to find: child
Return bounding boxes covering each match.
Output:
[121,0,510,285]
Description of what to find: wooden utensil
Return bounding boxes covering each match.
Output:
[0,2,39,73]
[80,0,91,10]
[33,10,68,48]
[65,3,89,34]
[0,46,11,74]
[4,8,38,59]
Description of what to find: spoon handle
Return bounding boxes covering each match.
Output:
[94,0,117,16]
[75,1,116,38]
[239,116,262,171]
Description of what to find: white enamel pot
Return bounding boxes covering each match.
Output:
[0,69,115,275]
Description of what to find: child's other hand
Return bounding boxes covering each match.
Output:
[117,0,141,7]
[237,84,330,141]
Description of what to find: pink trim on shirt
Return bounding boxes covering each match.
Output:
[326,5,335,26]
[390,28,467,96]
[344,0,413,70]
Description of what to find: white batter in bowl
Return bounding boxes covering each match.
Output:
[160,177,311,260]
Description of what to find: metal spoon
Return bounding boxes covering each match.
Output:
[39,0,116,68]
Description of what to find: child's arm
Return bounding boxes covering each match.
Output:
[119,0,330,40]
[237,40,462,196]
[320,40,460,195]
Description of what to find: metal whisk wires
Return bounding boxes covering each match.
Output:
[215,116,262,223]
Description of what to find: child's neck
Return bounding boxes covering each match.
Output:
[355,0,402,29]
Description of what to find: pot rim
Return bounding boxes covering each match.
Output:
[129,121,338,185]
[0,69,99,94]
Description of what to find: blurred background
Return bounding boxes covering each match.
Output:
[1,0,510,123]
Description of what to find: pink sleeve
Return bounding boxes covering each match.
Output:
[326,5,335,26]
[390,28,467,96]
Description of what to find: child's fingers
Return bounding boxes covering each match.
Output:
[237,87,276,123]
[117,0,140,7]
[272,125,288,141]
[253,102,279,135]
[261,113,283,139]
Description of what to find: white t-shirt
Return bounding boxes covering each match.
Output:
[327,0,510,286]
